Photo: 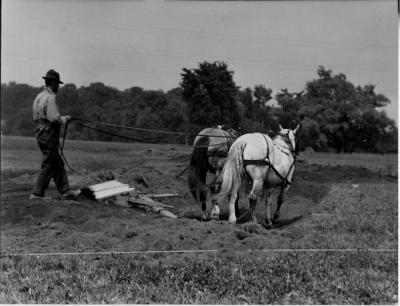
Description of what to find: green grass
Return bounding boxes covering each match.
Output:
[1,136,191,172]
[290,183,398,251]
[0,252,397,304]
[299,151,397,177]
[2,135,396,176]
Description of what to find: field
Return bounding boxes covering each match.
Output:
[1,136,398,304]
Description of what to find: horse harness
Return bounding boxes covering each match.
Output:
[207,137,231,174]
[202,130,239,174]
[242,133,297,187]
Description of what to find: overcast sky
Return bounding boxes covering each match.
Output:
[2,0,398,122]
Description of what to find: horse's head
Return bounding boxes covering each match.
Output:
[278,124,300,154]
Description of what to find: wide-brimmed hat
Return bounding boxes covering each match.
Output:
[42,69,64,84]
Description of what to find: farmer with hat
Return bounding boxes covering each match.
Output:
[30,69,80,200]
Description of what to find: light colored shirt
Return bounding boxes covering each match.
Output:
[32,87,62,123]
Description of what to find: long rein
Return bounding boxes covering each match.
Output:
[60,117,235,173]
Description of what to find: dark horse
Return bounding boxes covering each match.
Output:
[188,127,239,220]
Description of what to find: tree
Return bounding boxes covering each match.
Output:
[1,82,40,135]
[253,85,273,131]
[300,66,396,152]
[239,87,254,119]
[299,117,327,150]
[275,88,302,129]
[303,67,359,152]
[180,61,240,130]
[58,84,81,120]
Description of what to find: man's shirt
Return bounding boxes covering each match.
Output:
[32,87,61,123]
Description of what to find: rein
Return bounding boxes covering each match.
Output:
[72,117,236,139]
[62,118,238,178]
[75,122,146,143]
[59,121,75,172]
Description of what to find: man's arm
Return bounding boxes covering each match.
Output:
[46,95,70,124]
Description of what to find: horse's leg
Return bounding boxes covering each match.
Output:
[210,183,220,220]
[248,178,263,224]
[234,192,240,219]
[264,191,273,229]
[273,183,285,221]
[228,187,239,224]
[199,188,209,221]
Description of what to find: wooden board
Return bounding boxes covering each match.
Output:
[145,193,179,199]
[89,180,129,192]
[127,195,178,218]
[127,195,173,208]
[83,180,135,200]
[95,186,135,200]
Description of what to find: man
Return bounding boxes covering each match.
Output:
[30,69,80,200]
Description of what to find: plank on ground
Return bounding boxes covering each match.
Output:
[95,187,135,200]
[89,180,129,192]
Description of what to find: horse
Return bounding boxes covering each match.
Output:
[216,124,299,228]
[188,127,240,220]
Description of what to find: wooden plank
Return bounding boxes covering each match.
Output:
[95,186,135,200]
[128,198,178,219]
[89,180,128,192]
[127,195,173,208]
[111,195,178,219]
[159,209,178,219]
[145,193,180,199]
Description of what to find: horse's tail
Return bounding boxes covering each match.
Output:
[217,140,245,204]
[188,137,209,200]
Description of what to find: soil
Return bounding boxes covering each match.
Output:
[1,151,396,256]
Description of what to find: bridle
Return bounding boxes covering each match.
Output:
[274,131,298,186]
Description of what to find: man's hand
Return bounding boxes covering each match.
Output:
[61,115,72,124]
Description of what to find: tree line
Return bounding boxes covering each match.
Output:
[1,62,397,153]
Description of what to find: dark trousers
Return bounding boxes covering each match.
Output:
[32,123,70,196]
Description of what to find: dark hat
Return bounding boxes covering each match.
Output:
[42,69,63,84]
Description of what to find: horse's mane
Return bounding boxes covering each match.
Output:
[226,128,239,139]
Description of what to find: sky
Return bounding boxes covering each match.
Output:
[2,0,398,122]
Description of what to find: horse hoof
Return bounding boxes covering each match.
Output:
[263,222,273,229]
[211,213,219,220]
[211,205,220,220]
[229,217,237,224]
[272,214,280,221]
[201,212,210,221]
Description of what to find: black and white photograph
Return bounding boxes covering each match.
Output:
[1,0,398,303]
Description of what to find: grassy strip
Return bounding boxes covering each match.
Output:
[292,183,398,250]
[299,151,397,175]
[0,252,397,304]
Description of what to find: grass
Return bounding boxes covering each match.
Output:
[1,135,191,172]
[2,135,396,175]
[0,252,397,304]
[290,182,398,251]
[299,151,398,177]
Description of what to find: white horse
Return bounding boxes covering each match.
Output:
[216,125,299,228]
